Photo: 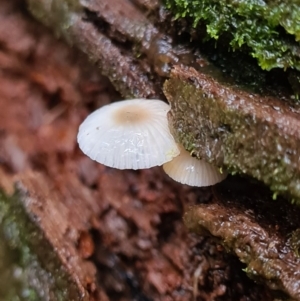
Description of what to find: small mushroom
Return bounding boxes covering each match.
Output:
[163,144,227,186]
[77,99,180,170]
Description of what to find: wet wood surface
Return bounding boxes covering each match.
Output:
[0,0,300,300]
[27,0,300,202]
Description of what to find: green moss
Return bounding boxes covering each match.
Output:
[0,192,39,301]
[165,0,300,71]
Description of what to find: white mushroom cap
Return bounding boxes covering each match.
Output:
[163,144,227,186]
[77,99,180,170]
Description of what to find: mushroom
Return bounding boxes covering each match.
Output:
[163,144,227,186]
[77,99,180,170]
[78,98,227,187]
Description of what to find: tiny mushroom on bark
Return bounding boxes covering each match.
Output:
[163,144,227,187]
[77,98,227,186]
[77,99,180,169]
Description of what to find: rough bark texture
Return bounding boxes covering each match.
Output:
[0,1,274,300]
[27,0,163,99]
[164,66,300,202]
[184,176,300,300]
[0,177,96,301]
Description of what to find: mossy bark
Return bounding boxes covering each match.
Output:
[0,191,85,300]
[0,172,97,301]
[164,66,300,202]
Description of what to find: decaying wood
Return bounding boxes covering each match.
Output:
[0,1,274,300]
[184,177,300,300]
[1,0,300,300]
[26,0,300,202]
[0,172,98,301]
[164,66,300,202]
[27,0,162,99]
